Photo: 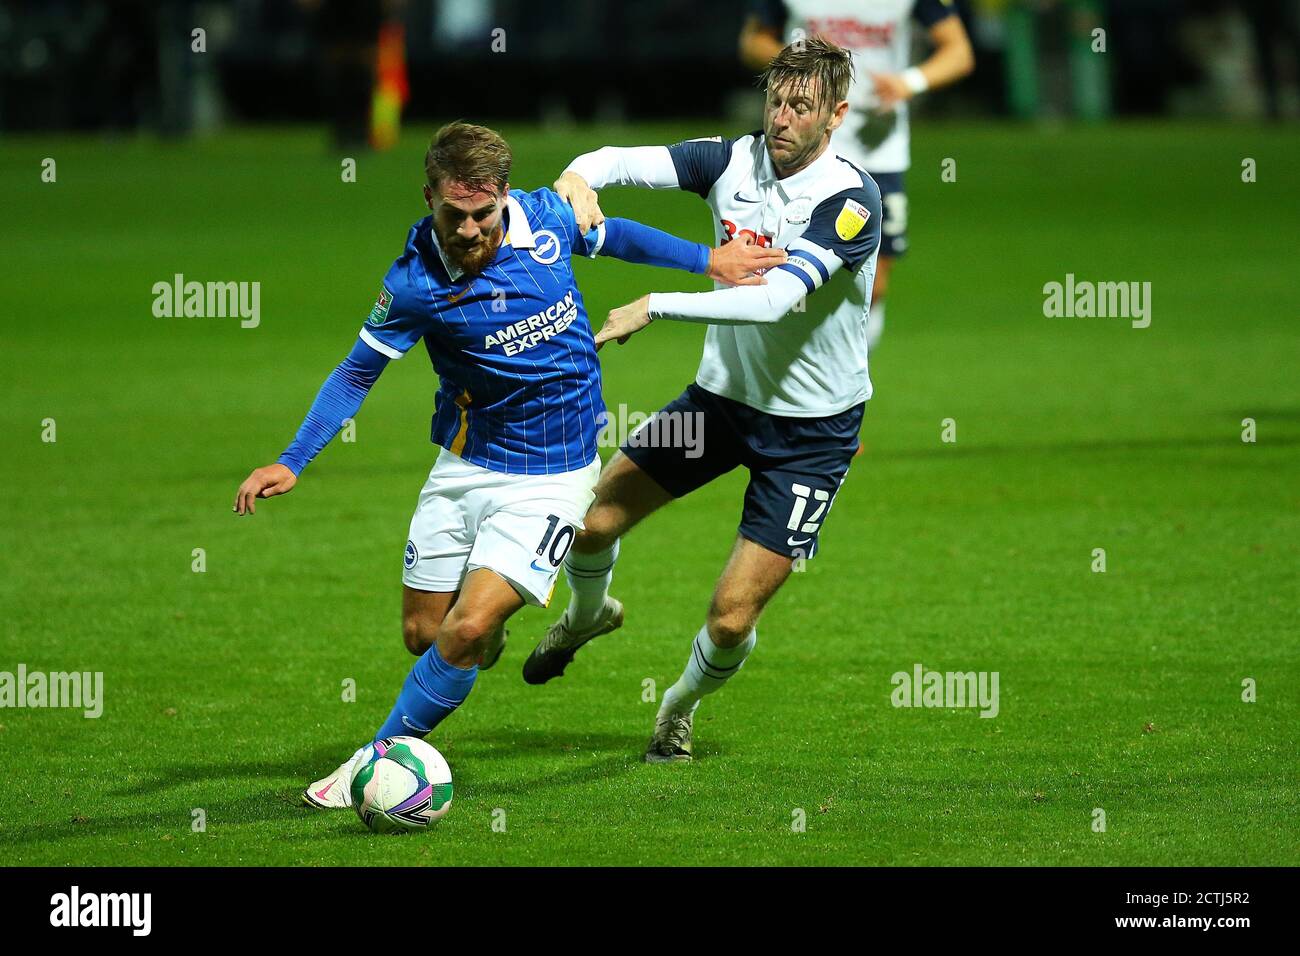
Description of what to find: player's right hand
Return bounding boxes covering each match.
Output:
[234,463,297,515]
[707,238,788,287]
[554,171,605,233]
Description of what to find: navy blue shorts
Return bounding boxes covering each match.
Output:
[869,171,907,259]
[620,384,864,560]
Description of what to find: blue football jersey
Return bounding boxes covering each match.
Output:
[359,188,605,475]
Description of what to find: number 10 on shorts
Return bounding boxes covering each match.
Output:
[535,514,576,569]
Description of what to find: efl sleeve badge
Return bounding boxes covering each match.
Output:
[835,199,872,241]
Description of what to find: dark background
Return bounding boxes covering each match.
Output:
[2,0,1297,134]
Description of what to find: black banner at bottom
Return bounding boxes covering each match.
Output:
[0,866,1279,940]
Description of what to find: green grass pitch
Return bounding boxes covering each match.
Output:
[0,122,1296,865]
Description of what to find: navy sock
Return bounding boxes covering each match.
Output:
[374,642,477,740]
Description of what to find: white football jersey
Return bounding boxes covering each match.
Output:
[566,133,882,417]
[753,0,959,173]
[664,133,881,417]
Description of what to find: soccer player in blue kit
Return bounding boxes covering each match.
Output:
[231,122,785,808]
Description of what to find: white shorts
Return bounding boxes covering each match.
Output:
[402,450,600,607]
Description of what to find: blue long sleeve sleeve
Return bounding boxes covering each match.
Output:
[277,337,390,475]
[593,217,711,275]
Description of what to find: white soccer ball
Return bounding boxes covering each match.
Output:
[349,736,453,833]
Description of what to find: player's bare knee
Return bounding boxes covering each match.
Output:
[402,616,438,656]
[438,611,497,659]
[574,518,617,554]
[706,602,757,648]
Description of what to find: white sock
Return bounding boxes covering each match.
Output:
[867,300,885,352]
[659,625,757,717]
[563,539,619,630]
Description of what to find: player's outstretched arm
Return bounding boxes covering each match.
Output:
[592,267,810,351]
[595,187,882,349]
[558,136,733,232]
[233,337,389,515]
[556,143,695,232]
[555,148,679,232]
[607,187,883,340]
[648,263,810,327]
[562,146,682,194]
[591,217,786,286]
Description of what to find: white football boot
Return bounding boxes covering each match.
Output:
[302,744,368,809]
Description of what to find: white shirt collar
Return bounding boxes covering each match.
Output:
[428,193,533,282]
[503,194,535,249]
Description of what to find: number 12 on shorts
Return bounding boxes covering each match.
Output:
[787,484,830,535]
[535,514,576,569]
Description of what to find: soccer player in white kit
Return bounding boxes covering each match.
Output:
[741,0,974,351]
[522,39,881,762]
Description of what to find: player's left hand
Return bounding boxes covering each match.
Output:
[869,72,913,111]
[707,239,788,286]
[555,171,605,234]
[233,463,297,515]
[594,296,652,351]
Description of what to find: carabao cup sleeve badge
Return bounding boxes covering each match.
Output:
[368,286,393,326]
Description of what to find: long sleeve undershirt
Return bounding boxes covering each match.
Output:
[567,144,859,327]
[277,338,389,476]
[649,258,831,325]
[597,217,709,274]
[565,145,682,190]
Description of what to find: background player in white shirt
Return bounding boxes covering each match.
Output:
[523,39,882,763]
[741,0,974,351]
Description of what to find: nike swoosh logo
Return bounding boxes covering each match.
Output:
[734,192,761,203]
[448,286,471,304]
[787,536,812,547]
[530,559,551,573]
[315,781,334,799]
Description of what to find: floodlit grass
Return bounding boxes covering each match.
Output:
[0,122,1296,864]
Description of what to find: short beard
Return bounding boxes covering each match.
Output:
[769,131,825,177]
[446,224,503,276]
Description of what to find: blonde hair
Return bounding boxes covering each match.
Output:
[760,37,855,111]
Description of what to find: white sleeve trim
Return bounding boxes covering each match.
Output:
[584,221,607,259]
[564,146,682,190]
[359,326,406,360]
[647,268,810,326]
